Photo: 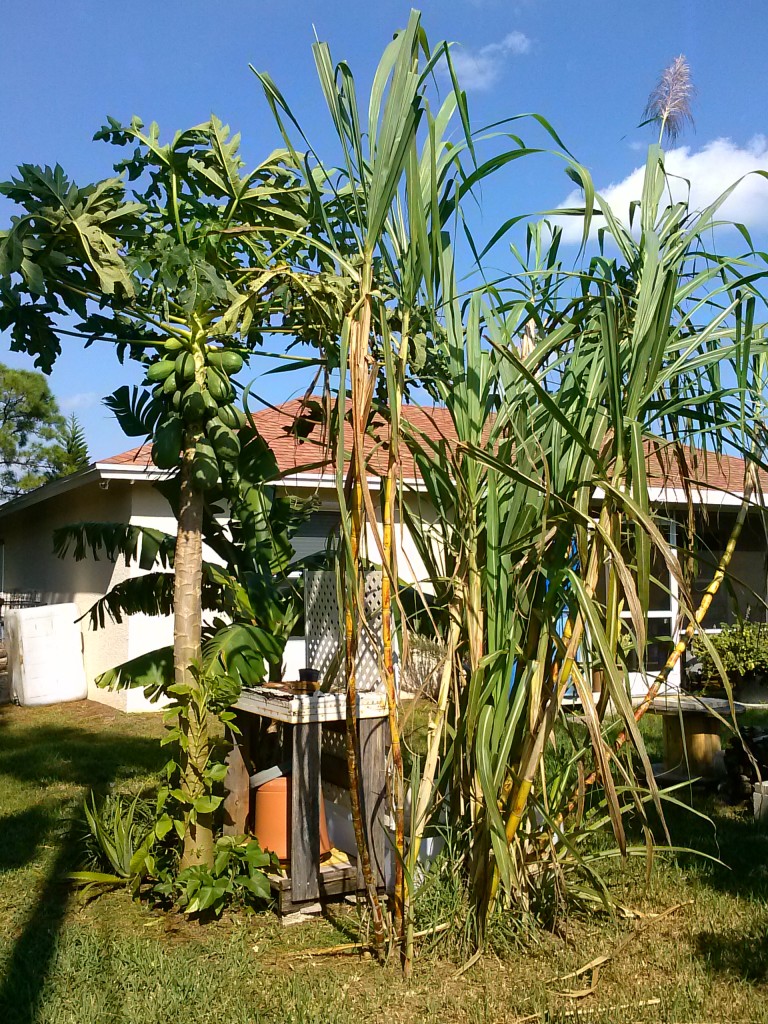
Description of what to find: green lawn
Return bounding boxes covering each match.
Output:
[2,700,768,1023]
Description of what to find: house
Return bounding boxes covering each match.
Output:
[0,400,434,710]
[0,399,765,709]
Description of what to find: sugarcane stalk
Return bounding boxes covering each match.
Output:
[342,294,387,953]
[344,478,387,952]
[560,464,756,814]
[381,467,405,941]
[482,504,610,922]
[404,603,461,975]
[607,465,755,754]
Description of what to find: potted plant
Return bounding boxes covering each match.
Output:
[689,620,768,702]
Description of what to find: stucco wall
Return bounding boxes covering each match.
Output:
[0,473,438,710]
[0,478,133,708]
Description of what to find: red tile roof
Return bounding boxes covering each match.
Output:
[97,399,763,494]
[98,445,154,467]
[97,399,460,481]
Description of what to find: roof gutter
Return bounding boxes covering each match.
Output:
[94,461,174,483]
[592,485,762,507]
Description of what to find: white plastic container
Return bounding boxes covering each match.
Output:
[6,603,87,706]
[754,781,768,822]
[322,782,446,889]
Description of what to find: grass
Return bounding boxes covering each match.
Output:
[2,700,768,1023]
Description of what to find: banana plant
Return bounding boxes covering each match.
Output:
[0,117,312,868]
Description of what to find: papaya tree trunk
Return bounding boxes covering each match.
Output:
[176,424,214,870]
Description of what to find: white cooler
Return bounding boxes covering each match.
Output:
[6,603,87,706]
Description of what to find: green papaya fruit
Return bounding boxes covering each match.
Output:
[151,417,183,470]
[207,422,241,462]
[147,359,176,383]
[162,370,178,395]
[175,351,196,382]
[206,366,233,403]
[182,383,206,422]
[162,338,184,353]
[208,349,244,375]
[217,403,246,430]
[191,441,219,490]
[201,389,219,417]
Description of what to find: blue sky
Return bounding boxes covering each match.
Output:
[2,0,768,459]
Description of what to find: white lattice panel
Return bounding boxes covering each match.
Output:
[305,569,383,692]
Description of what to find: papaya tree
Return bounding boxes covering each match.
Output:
[0,117,311,868]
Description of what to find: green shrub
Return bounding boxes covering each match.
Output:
[692,620,768,690]
[154,835,278,917]
[73,791,277,917]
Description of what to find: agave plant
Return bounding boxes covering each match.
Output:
[71,792,156,898]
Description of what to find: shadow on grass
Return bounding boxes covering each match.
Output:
[0,707,165,1023]
[0,817,79,1024]
[0,718,163,791]
[695,918,768,983]
[0,806,54,872]
[650,794,768,903]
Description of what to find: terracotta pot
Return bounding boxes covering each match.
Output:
[252,775,332,862]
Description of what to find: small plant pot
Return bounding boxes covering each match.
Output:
[251,773,332,863]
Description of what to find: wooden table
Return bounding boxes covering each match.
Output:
[223,686,389,915]
[648,695,745,779]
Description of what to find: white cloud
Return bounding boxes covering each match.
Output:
[447,32,531,92]
[61,391,101,413]
[554,136,768,244]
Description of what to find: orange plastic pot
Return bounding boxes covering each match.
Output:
[252,775,332,863]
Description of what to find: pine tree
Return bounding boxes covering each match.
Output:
[0,362,65,499]
[45,413,90,480]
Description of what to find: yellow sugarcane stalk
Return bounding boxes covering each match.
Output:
[381,468,405,942]
[343,305,387,953]
[404,604,462,973]
[557,464,757,814]
[482,505,610,921]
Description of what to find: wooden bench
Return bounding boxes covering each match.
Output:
[647,695,745,780]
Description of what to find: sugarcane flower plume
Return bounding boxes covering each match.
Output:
[644,54,695,143]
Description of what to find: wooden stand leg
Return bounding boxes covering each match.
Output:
[223,711,253,835]
[663,713,722,778]
[662,715,683,774]
[684,713,722,777]
[290,721,321,902]
[359,716,388,890]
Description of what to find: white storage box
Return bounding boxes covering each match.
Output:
[6,603,87,706]
[754,781,768,822]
